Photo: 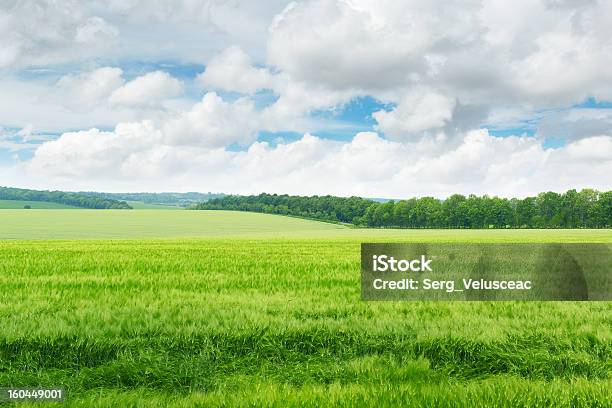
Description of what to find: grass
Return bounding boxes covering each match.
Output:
[0,199,79,209]
[0,210,346,240]
[1,209,611,241]
[126,201,182,210]
[0,210,610,406]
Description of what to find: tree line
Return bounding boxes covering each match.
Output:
[80,191,224,207]
[194,189,612,228]
[0,187,132,209]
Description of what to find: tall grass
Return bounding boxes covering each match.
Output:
[0,236,610,406]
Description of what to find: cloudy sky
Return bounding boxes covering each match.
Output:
[1,0,611,198]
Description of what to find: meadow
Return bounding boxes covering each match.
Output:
[125,201,182,210]
[0,200,78,209]
[0,210,610,406]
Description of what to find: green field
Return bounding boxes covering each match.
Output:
[0,199,180,210]
[126,201,182,210]
[0,199,79,209]
[1,209,612,242]
[0,210,610,406]
[0,210,349,240]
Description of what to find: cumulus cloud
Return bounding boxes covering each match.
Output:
[0,1,289,69]
[0,1,118,69]
[373,90,456,140]
[4,1,612,196]
[27,122,161,178]
[20,120,612,197]
[267,0,463,91]
[45,68,184,124]
[260,73,358,130]
[163,92,258,147]
[197,46,274,94]
[55,67,125,111]
[267,0,612,107]
[109,71,184,108]
[196,44,357,129]
[564,135,612,161]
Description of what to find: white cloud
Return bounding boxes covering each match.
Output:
[109,71,184,108]
[74,16,119,43]
[27,121,162,178]
[196,45,356,129]
[19,121,612,197]
[0,1,118,69]
[163,92,258,148]
[260,73,358,130]
[55,67,125,111]
[267,0,463,92]
[0,73,186,134]
[3,1,612,196]
[564,135,612,161]
[0,1,289,70]
[373,90,456,140]
[14,68,186,133]
[197,46,274,94]
[511,32,612,105]
[267,0,612,107]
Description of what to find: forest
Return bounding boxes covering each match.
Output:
[80,191,224,207]
[195,189,612,228]
[0,187,132,209]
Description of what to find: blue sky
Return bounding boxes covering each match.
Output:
[6,59,611,148]
[5,64,609,153]
[1,1,611,197]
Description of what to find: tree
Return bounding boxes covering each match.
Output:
[516,196,536,228]
[442,194,467,228]
[0,186,132,209]
[193,189,612,229]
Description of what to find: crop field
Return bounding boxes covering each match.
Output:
[0,210,610,407]
[2,209,612,242]
[0,210,348,240]
[126,201,182,210]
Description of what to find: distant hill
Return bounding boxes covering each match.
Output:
[0,187,132,209]
[0,199,80,209]
[80,192,224,208]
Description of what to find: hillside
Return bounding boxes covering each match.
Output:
[0,199,79,209]
[0,209,346,239]
[2,209,611,241]
[0,186,131,209]
[81,191,223,207]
